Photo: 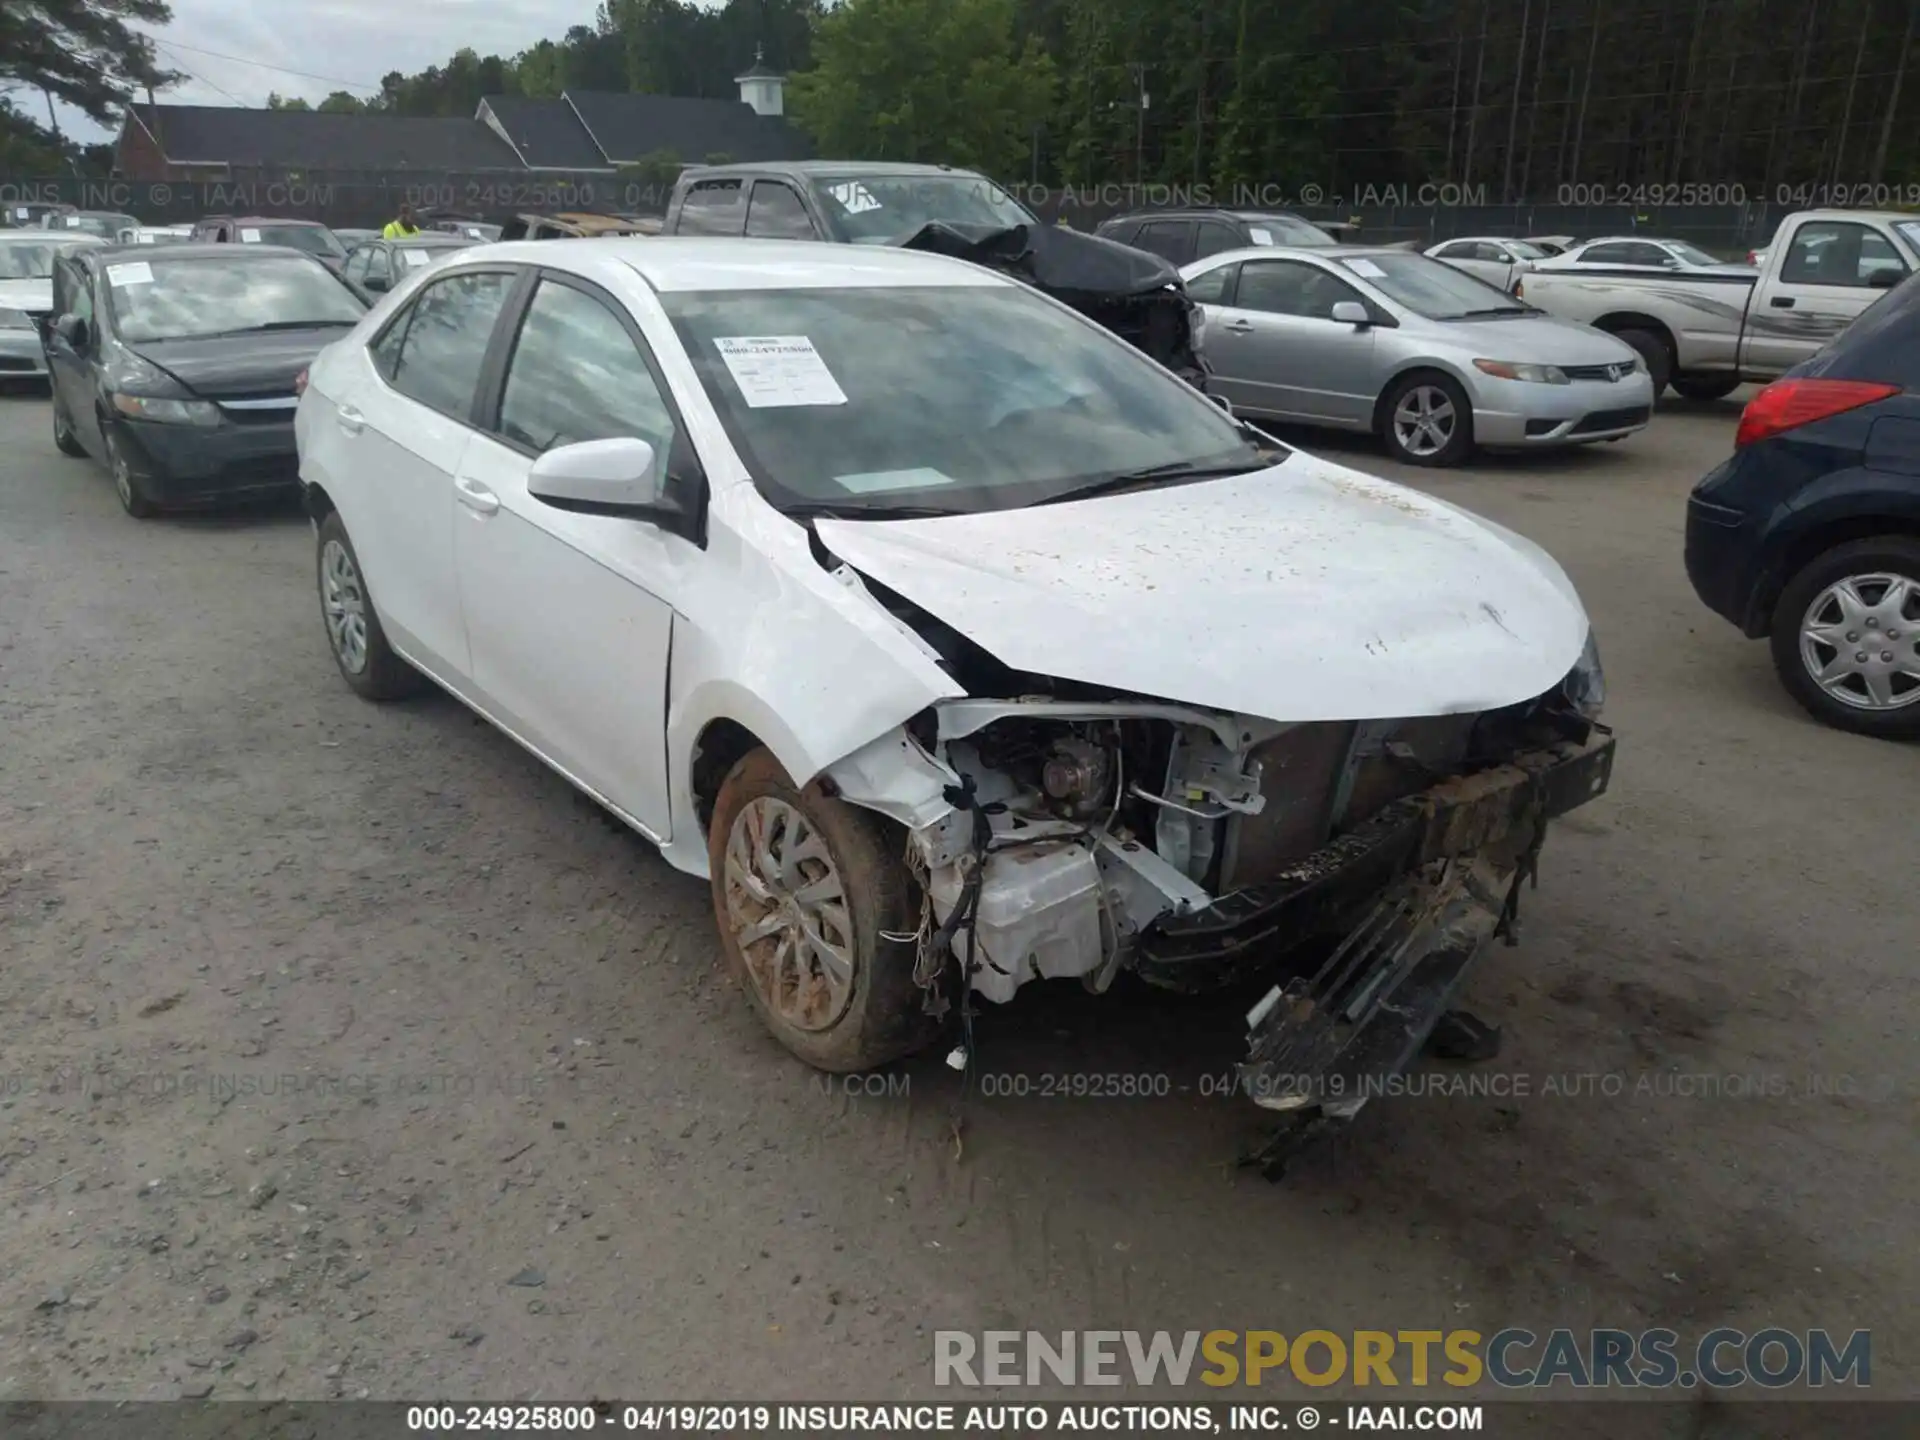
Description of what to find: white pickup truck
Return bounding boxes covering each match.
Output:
[1516,209,1920,399]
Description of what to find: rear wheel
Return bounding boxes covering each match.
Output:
[1670,374,1742,402]
[316,511,420,700]
[1381,371,1474,467]
[1769,537,1920,739]
[51,394,86,457]
[1614,328,1673,397]
[709,747,938,1072]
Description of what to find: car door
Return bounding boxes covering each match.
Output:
[1200,258,1379,425]
[674,178,748,237]
[45,255,104,454]
[449,271,688,838]
[325,266,521,681]
[1745,218,1913,375]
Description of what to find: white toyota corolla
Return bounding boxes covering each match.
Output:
[296,238,1615,1167]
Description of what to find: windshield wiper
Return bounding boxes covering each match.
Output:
[1034,458,1273,507]
[784,501,969,521]
[1454,306,1535,318]
[191,319,358,338]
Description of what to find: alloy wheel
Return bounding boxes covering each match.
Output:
[1798,571,1920,712]
[320,538,370,675]
[722,796,857,1032]
[1393,385,1456,458]
[107,433,133,507]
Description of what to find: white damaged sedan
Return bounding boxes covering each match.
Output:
[296,238,1615,1165]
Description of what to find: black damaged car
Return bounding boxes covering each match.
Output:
[46,243,367,518]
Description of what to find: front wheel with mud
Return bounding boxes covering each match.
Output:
[708,747,939,1072]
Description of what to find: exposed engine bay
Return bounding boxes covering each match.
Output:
[821,563,1614,1161]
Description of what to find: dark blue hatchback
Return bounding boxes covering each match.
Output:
[1685,272,1920,738]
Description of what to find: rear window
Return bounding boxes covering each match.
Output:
[1805,272,1920,386]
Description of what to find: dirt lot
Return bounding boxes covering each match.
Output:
[0,387,1914,1420]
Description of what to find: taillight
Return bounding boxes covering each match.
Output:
[1734,378,1899,448]
[294,368,308,397]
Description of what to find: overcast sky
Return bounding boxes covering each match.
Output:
[53,0,595,141]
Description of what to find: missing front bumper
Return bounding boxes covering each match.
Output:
[1139,731,1615,1162]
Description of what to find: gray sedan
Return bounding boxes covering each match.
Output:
[1181,246,1655,466]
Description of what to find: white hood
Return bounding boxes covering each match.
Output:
[816,455,1590,723]
[0,278,52,314]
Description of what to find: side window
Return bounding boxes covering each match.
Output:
[68,263,96,328]
[1184,263,1237,305]
[1472,242,1508,262]
[1435,241,1472,259]
[1133,220,1194,264]
[1235,261,1362,319]
[497,278,677,459]
[365,248,392,287]
[1579,243,1632,265]
[677,179,746,237]
[1622,243,1672,266]
[384,270,517,419]
[344,248,370,284]
[744,181,816,240]
[1783,222,1907,286]
[1193,221,1243,260]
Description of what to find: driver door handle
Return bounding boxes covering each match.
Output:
[335,404,365,435]
[1223,318,1255,333]
[454,476,500,515]
[1770,296,1795,309]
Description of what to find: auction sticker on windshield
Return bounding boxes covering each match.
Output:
[1247,227,1275,245]
[240,228,262,243]
[105,261,154,287]
[714,336,849,408]
[837,467,955,494]
[1343,257,1388,278]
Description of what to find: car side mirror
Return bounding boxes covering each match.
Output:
[528,437,676,520]
[364,275,389,293]
[53,313,88,349]
[1208,392,1234,417]
[1867,267,1904,289]
[1330,300,1371,327]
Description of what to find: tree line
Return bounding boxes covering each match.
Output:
[4,0,1917,197]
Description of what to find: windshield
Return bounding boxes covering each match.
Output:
[1333,252,1524,318]
[1667,241,1720,267]
[814,174,1036,243]
[0,238,63,279]
[1246,214,1337,246]
[1894,221,1920,258]
[253,225,346,258]
[102,254,366,343]
[62,214,134,238]
[665,285,1265,514]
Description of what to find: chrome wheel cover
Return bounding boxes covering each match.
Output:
[722,796,856,1032]
[320,538,370,674]
[1799,571,1920,712]
[106,432,133,507]
[1392,384,1457,457]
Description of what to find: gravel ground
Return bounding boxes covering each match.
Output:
[0,387,1913,1421]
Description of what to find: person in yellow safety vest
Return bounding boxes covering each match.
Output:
[383,202,421,239]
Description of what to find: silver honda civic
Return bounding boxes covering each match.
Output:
[1180,246,1656,466]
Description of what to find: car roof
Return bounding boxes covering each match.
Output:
[200,215,328,226]
[688,160,984,180]
[443,236,1011,293]
[0,228,103,243]
[374,234,472,247]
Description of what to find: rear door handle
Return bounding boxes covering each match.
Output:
[1770,296,1795,309]
[454,476,500,515]
[1223,319,1255,333]
[335,404,365,434]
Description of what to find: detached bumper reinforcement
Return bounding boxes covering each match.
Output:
[1135,732,1615,986]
